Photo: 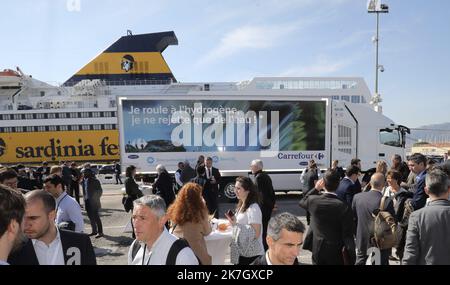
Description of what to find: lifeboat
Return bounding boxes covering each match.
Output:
[0,69,21,87]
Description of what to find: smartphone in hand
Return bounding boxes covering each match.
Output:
[226,209,235,218]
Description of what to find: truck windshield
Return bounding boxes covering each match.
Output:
[379,128,401,147]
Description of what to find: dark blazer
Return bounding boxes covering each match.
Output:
[205,167,221,191]
[8,229,96,265]
[403,200,450,265]
[336,178,357,206]
[82,177,103,209]
[124,177,143,200]
[153,170,175,207]
[180,165,196,184]
[351,190,395,252]
[250,253,299,265]
[299,190,355,265]
[410,171,428,211]
[254,171,276,213]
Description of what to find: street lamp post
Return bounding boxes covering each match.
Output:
[367,0,388,112]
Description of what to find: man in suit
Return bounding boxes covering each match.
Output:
[407,153,428,210]
[81,169,104,238]
[153,164,175,208]
[0,184,26,265]
[350,158,363,192]
[402,169,450,265]
[114,161,123,185]
[299,170,356,265]
[204,157,221,218]
[352,172,395,265]
[251,212,305,265]
[8,190,96,265]
[336,165,361,206]
[251,159,276,251]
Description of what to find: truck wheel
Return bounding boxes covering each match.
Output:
[223,182,237,201]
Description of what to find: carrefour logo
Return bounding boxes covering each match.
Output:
[278,152,325,160]
[0,138,5,157]
[147,157,155,164]
[316,153,325,160]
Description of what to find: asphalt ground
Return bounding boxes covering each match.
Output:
[86,184,399,265]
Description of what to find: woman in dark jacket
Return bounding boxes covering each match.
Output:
[153,164,175,207]
[385,170,413,261]
[124,165,143,238]
[124,165,143,203]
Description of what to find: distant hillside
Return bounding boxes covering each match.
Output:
[406,122,450,148]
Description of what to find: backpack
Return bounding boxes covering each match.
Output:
[131,238,191,265]
[372,196,398,250]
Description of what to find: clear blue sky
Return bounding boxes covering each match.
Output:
[1,0,449,128]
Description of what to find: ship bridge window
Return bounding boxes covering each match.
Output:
[93,125,102,130]
[48,126,57,131]
[341,96,350,102]
[71,125,79,131]
[104,124,113,130]
[24,114,33,119]
[70,112,78,118]
[2,114,11,120]
[332,96,339,100]
[58,113,67,119]
[60,125,68,131]
[13,114,22,120]
[48,113,56,119]
[81,125,90,130]
[92,112,100,118]
[36,113,45,119]
[81,112,90,118]
[26,126,35,132]
[104,111,112,117]
[4,127,13,133]
[15,127,23,132]
[351,96,361,103]
[37,126,46,132]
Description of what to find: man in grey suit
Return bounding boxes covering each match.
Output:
[402,169,450,265]
[352,172,395,265]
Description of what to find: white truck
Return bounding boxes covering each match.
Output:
[117,94,409,200]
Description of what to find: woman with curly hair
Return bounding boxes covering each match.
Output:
[167,182,212,265]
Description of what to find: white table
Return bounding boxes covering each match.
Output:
[205,220,233,265]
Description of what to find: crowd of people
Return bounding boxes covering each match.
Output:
[1,153,449,265]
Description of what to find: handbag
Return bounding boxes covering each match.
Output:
[122,196,134,213]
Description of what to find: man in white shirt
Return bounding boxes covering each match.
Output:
[128,195,198,265]
[251,212,305,265]
[8,190,96,265]
[0,185,26,265]
[43,174,84,232]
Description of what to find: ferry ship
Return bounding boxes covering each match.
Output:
[0,31,376,165]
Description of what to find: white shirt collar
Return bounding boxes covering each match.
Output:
[32,226,64,265]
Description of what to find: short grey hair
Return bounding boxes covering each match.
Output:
[156,164,166,174]
[251,159,263,170]
[425,169,449,197]
[267,212,305,241]
[370,172,385,190]
[133,195,166,219]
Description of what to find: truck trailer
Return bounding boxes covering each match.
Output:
[117,93,409,199]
